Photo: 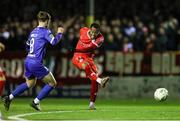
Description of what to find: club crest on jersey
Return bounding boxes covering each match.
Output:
[78,57,84,62]
[49,34,54,39]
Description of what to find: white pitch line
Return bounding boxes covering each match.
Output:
[8,110,178,121]
[8,110,74,121]
[8,110,115,121]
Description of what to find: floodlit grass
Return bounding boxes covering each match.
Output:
[1,98,180,120]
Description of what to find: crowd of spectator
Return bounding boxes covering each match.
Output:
[0,0,179,52]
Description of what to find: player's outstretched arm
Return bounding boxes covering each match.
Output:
[75,42,97,53]
[76,36,104,53]
[46,26,64,45]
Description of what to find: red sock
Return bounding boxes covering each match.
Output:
[0,70,5,96]
[90,80,98,102]
[85,64,98,81]
[0,81,5,96]
[85,64,99,102]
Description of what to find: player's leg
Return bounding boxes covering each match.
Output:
[73,56,109,109]
[89,78,98,110]
[31,72,56,111]
[72,56,98,109]
[82,61,110,88]
[83,59,110,109]
[84,62,100,110]
[0,81,5,96]
[84,61,98,109]
[72,56,103,86]
[2,59,37,111]
[0,69,5,97]
[2,78,36,111]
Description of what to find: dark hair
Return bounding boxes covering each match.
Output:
[90,23,100,30]
[37,11,51,22]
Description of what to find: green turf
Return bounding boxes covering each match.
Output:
[1,98,180,120]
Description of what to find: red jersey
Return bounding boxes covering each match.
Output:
[75,27,104,57]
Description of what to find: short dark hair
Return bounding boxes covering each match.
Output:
[37,11,51,22]
[90,23,100,30]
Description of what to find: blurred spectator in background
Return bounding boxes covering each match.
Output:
[104,33,119,51]
[157,27,168,52]
[0,0,179,52]
[123,37,133,53]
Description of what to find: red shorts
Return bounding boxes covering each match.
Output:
[72,53,98,74]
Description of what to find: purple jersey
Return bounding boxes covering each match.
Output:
[24,26,62,79]
[26,27,62,63]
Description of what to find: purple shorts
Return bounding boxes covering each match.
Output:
[24,58,49,80]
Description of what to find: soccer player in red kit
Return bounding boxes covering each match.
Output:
[0,42,5,97]
[72,23,110,110]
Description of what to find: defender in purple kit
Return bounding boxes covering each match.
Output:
[2,11,64,111]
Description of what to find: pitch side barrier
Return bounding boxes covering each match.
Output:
[0,51,179,98]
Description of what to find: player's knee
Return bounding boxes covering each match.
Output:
[26,80,36,88]
[48,80,57,87]
[53,81,57,87]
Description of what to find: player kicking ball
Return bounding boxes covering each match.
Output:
[2,11,64,111]
[72,23,110,110]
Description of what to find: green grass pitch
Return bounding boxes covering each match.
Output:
[1,98,180,120]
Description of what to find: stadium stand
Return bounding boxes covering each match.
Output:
[0,0,179,52]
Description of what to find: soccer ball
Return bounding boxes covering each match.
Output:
[154,88,168,102]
